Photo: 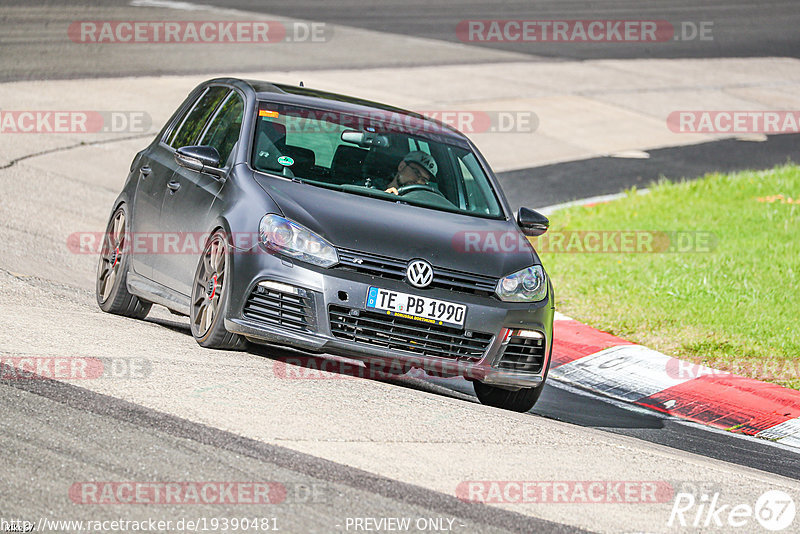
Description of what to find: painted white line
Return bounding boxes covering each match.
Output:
[553,311,572,321]
[537,189,650,216]
[757,417,800,442]
[773,434,800,449]
[607,149,651,159]
[130,0,208,10]
[735,134,768,142]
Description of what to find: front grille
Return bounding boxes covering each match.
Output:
[497,336,546,374]
[337,248,497,295]
[329,305,493,361]
[243,283,315,331]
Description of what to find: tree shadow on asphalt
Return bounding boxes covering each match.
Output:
[145,315,191,334]
[533,384,665,430]
[144,315,664,430]
[144,314,476,397]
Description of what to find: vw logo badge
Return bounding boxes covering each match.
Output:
[406,259,434,288]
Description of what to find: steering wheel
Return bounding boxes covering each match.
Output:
[396,184,446,198]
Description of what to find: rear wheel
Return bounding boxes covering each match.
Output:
[190,231,245,350]
[96,205,151,319]
[474,380,545,412]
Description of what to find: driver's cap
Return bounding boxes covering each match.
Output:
[403,151,437,178]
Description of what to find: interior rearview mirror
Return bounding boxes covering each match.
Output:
[517,207,549,236]
[341,130,390,148]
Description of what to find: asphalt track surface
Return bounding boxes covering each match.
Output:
[3,1,800,532]
[3,375,580,534]
[4,0,800,81]
[435,377,800,481]
[498,133,800,209]
[181,0,800,60]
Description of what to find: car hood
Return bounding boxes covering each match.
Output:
[252,174,539,278]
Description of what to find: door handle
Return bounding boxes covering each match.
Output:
[167,180,181,192]
[140,165,151,179]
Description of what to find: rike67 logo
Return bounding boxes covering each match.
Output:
[668,489,796,531]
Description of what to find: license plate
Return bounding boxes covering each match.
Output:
[366,287,467,328]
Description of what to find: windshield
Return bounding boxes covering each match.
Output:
[251,102,504,218]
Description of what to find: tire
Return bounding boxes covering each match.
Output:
[473,380,545,412]
[189,230,245,350]
[96,205,152,319]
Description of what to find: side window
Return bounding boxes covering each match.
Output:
[407,138,431,154]
[459,159,479,210]
[168,86,229,149]
[199,92,244,165]
[458,152,496,215]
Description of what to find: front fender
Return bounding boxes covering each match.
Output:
[210,165,281,252]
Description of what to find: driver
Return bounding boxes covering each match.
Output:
[384,151,438,195]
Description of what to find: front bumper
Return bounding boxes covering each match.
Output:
[225,247,554,390]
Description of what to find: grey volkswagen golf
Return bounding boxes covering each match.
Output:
[97,78,554,412]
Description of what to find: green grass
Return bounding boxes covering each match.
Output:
[538,163,800,389]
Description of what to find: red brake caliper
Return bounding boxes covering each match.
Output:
[209,274,218,300]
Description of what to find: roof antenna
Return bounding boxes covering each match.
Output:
[299,81,304,87]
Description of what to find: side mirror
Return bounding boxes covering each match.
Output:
[175,145,225,179]
[517,207,549,236]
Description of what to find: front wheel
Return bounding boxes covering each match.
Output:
[190,230,245,350]
[473,380,545,412]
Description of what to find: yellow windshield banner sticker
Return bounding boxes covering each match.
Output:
[259,110,279,118]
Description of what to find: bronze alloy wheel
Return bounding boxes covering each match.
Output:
[190,231,244,349]
[95,205,151,318]
[192,233,226,337]
[97,209,126,303]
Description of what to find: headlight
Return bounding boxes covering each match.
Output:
[259,214,338,268]
[496,265,547,302]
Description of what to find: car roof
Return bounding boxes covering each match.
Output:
[214,77,468,143]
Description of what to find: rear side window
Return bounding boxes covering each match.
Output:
[199,92,244,166]
[167,86,229,149]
